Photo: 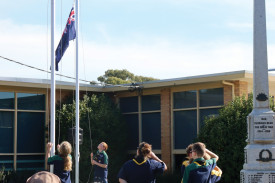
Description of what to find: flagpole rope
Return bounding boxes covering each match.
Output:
[79,4,94,182]
[0,55,142,89]
[57,0,63,146]
[0,55,90,83]
[46,0,51,164]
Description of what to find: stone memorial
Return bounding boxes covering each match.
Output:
[240,0,275,182]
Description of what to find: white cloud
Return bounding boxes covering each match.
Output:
[78,39,254,80]
[227,22,252,30]
[2,18,275,83]
[101,0,251,6]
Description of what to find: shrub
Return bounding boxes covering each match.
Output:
[0,166,9,183]
[197,95,253,183]
[6,170,35,183]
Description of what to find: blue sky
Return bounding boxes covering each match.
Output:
[1,0,275,83]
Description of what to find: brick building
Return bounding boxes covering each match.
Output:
[1,70,275,171]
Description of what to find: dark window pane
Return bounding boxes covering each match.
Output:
[0,92,14,109]
[200,108,220,129]
[123,114,139,150]
[174,154,186,172]
[174,91,196,109]
[126,154,136,161]
[0,156,13,170]
[120,97,138,113]
[17,155,45,170]
[199,88,224,107]
[0,112,14,153]
[142,113,161,149]
[18,93,45,110]
[174,110,197,149]
[17,112,45,153]
[142,95,160,111]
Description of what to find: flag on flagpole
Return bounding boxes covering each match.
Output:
[55,7,76,71]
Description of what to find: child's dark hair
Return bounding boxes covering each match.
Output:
[186,144,193,154]
[192,142,206,157]
[136,142,152,159]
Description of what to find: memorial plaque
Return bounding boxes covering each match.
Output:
[241,171,275,183]
[254,116,275,140]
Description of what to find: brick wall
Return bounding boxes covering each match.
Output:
[161,88,172,170]
[235,81,248,97]
[224,84,233,105]
[224,81,248,105]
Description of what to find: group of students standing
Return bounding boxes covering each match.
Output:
[88,141,168,183]
[27,141,221,183]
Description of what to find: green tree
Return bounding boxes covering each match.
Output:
[97,69,158,85]
[56,93,127,182]
[197,95,253,183]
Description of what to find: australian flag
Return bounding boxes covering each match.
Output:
[55,7,76,71]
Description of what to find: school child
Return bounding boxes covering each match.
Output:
[181,144,193,176]
[118,142,167,183]
[91,142,109,183]
[46,141,72,183]
[182,142,221,183]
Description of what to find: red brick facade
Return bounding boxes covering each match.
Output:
[160,88,172,170]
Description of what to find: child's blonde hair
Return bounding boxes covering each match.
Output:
[59,141,72,171]
[101,142,108,151]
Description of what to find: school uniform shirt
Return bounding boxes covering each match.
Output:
[47,155,72,183]
[210,166,222,182]
[181,159,190,176]
[182,157,217,183]
[93,150,108,179]
[118,158,165,183]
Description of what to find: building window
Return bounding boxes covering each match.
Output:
[17,93,45,110]
[174,110,197,149]
[0,111,14,153]
[0,91,46,171]
[142,113,161,149]
[120,96,138,113]
[17,112,45,153]
[0,92,14,109]
[124,114,139,150]
[199,108,219,128]
[172,88,223,170]
[120,94,161,152]
[199,88,223,107]
[142,95,161,111]
[174,90,196,109]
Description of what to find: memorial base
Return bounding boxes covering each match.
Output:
[241,170,275,183]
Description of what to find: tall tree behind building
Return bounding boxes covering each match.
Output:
[97,69,158,85]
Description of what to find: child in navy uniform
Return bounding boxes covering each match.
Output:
[181,144,193,176]
[46,141,72,183]
[91,142,109,183]
[182,142,220,183]
[118,142,167,183]
[181,143,222,182]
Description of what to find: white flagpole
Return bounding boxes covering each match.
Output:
[50,0,56,173]
[75,0,80,182]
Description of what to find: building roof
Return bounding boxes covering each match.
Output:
[1,70,275,92]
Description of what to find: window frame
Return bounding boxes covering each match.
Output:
[119,93,162,155]
[0,90,47,171]
[171,86,224,170]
